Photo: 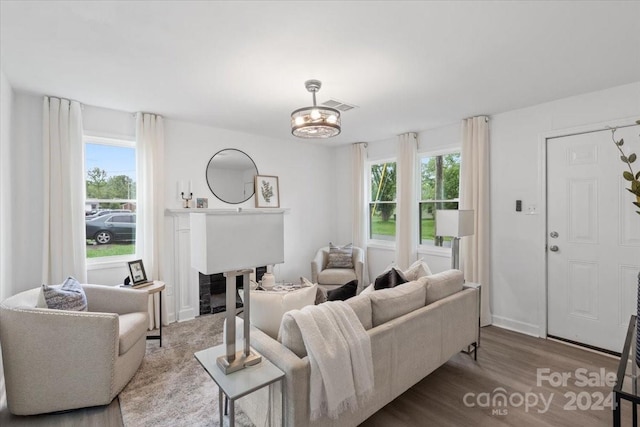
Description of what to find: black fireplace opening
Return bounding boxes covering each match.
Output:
[199,266,267,315]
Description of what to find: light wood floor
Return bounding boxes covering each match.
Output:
[0,326,629,426]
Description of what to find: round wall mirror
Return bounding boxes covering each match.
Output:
[206,149,258,204]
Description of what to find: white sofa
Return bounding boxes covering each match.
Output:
[238,269,479,427]
[0,284,149,415]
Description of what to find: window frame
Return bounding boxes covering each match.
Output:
[83,134,139,266]
[366,157,397,248]
[417,147,461,255]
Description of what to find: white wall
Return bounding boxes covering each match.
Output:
[0,70,15,300]
[163,119,336,284]
[490,81,640,335]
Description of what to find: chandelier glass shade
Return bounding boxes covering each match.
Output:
[291,80,341,138]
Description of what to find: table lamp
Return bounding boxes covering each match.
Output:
[435,210,474,270]
[190,210,285,374]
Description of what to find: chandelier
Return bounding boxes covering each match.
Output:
[291,80,341,138]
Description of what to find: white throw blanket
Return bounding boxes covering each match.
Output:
[285,301,374,420]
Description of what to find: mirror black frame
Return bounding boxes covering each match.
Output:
[205,148,259,204]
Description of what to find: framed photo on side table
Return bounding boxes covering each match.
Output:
[255,175,280,208]
[127,259,150,286]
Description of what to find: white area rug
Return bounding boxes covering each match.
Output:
[119,313,253,426]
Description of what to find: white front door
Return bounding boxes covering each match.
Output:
[547,123,640,352]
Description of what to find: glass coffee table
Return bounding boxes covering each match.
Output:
[614,315,640,426]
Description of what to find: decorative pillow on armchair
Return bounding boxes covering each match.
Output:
[41,276,88,311]
[326,242,354,269]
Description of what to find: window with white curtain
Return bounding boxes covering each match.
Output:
[418,151,460,247]
[368,159,397,242]
[84,135,138,261]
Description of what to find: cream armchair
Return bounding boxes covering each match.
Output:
[0,284,149,415]
[311,245,365,293]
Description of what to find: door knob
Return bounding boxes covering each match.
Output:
[549,245,559,252]
[550,231,559,238]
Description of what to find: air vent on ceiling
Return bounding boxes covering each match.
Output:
[322,99,358,112]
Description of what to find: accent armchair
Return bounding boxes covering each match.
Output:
[0,284,149,415]
[311,245,365,293]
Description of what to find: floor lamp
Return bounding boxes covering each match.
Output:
[190,210,285,374]
[435,210,474,270]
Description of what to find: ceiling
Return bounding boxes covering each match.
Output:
[1,1,639,145]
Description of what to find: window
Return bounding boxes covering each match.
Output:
[419,152,460,246]
[369,161,397,241]
[84,136,137,260]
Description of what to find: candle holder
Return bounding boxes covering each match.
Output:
[181,192,193,208]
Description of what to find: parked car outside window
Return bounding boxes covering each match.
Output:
[86,213,136,245]
[85,209,132,219]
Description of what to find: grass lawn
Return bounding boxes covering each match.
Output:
[86,243,135,258]
[371,216,396,236]
[371,216,450,246]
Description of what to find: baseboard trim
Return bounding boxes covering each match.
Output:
[491,315,540,337]
[178,308,195,322]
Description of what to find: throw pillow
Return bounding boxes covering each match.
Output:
[373,268,408,290]
[302,276,327,305]
[403,258,433,281]
[326,242,354,269]
[42,276,88,311]
[249,284,317,339]
[327,279,358,301]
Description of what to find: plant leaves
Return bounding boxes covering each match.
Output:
[624,171,635,181]
[636,119,640,125]
[634,202,640,208]
[630,153,637,163]
[637,171,640,180]
[633,181,640,191]
[621,156,628,163]
[618,138,625,146]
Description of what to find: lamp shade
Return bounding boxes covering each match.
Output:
[190,210,285,274]
[435,210,474,237]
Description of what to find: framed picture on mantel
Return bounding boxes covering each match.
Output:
[255,175,280,208]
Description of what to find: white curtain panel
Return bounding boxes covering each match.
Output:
[42,97,87,284]
[0,100,11,300]
[460,116,492,326]
[135,112,167,329]
[395,132,418,270]
[351,142,368,284]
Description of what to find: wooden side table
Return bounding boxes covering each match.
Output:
[121,280,165,347]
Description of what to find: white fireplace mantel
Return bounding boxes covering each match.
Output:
[165,208,289,322]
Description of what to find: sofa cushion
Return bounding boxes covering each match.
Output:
[279,292,372,358]
[425,270,464,304]
[370,280,426,327]
[360,283,374,295]
[317,268,356,286]
[118,312,148,355]
[250,285,317,339]
[327,280,358,301]
[326,243,354,269]
[403,259,433,281]
[373,268,408,290]
[346,293,372,330]
[41,277,88,311]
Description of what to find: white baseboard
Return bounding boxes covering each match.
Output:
[178,308,196,323]
[491,315,540,337]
